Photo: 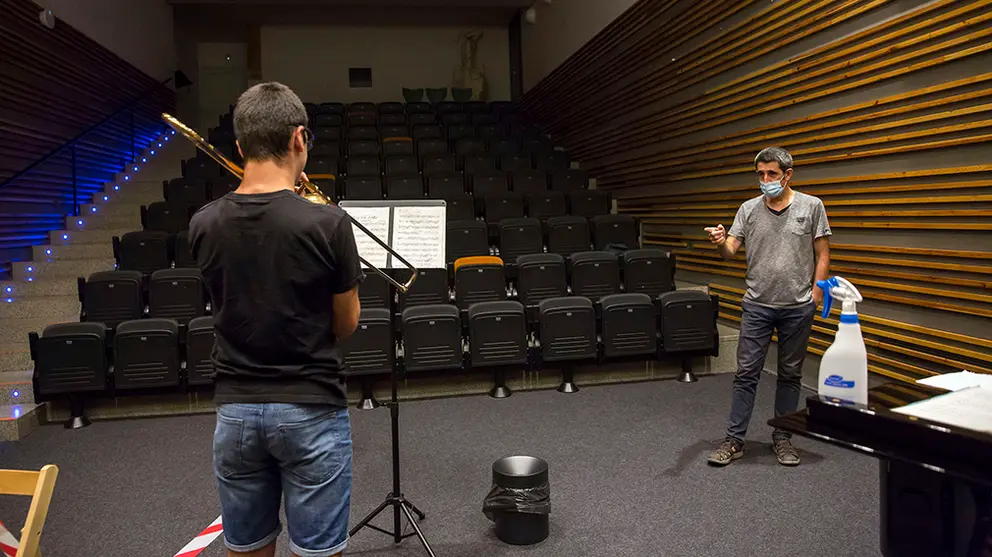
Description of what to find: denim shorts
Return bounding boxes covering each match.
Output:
[213,403,353,557]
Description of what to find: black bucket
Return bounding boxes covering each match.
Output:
[489,456,550,545]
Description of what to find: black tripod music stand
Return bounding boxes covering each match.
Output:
[349,364,437,557]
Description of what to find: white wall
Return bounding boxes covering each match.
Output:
[261,25,511,103]
[520,0,638,92]
[40,0,175,80]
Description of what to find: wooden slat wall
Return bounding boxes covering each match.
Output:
[520,0,992,384]
[0,0,175,266]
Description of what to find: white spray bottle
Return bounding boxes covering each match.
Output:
[816,276,868,405]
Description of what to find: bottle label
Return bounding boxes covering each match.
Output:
[824,374,855,389]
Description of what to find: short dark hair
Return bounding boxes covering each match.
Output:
[754,146,793,172]
[233,82,308,162]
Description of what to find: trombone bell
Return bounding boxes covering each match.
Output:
[161,112,417,293]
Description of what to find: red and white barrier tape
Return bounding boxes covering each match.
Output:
[0,520,18,557]
[173,515,223,557]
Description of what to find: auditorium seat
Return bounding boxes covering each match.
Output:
[114,318,181,390]
[31,322,108,398]
[454,256,505,310]
[344,176,383,200]
[173,230,195,268]
[447,124,475,142]
[435,101,461,114]
[114,231,171,275]
[477,124,502,140]
[623,249,675,298]
[551,169,589,193]
[308,158,341,177]
[163,178,208,208]
[406,102,431,114]
[315,113,344,127]
[313,130,342,147]
[378,102,404,114]
[546,216,591,257]
[347,156,381,177]
[379,115,407,128]
[209,176,238,200]
[348,114,376,128]
[186,316,215,386]
[385,156,419,176]
[349,101,375,114]
[489,138,520,156]
[341,308,395,409]
[539,296,597,392]
[472,172,509,196]
[592,214,639,250]
[498,218,543,263]
[410,114,438,127]
[385,175,424,199]
[521,137,554,154]
[427,172,466,198]
[358,272,391,309]
[148,268,206,326]
[482,193,524,224]
[499,153,533,173]
[348,127,378,142]
[444,193,475,222]
[463,101,488,114]
[381,137,414,157]
[535,151,571,172]
[601,293,658,359]
[422,154,457,176]
[490,101,514,117]
[78,270,144,328]
[511,171,548,194]
[462,154,496,176]
[569,251,621,303]
[568,190,610,218]
[183,157,222,180]
[402,304,463,373]
[471,113,498,127]
[142,202,190,233]
[525,192,567,221]
[417,138,448,157]
[658,291,716,354]
[468,300,527,398]
[318,101,345,114]
[447,220,489,263]
[441,113,468,126]
[515,253,568,309]
[348,140,380,157]
[398,268,450,311]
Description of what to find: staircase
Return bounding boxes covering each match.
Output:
[0,135,192,440]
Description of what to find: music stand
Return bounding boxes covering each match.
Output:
[340,200,445,557]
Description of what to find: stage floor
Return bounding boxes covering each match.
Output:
[0,374,880,557]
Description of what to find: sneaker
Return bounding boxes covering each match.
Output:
[707,438,744,466]
[773,439,800,466]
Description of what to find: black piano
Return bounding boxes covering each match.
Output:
[770,383,992,557]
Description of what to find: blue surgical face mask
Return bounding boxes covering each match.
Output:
[760,179,784,198]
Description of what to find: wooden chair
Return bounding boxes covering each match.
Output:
[0,465,59,557]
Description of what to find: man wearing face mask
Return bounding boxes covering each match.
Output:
[189,82,363,557]
[704,146,831,467]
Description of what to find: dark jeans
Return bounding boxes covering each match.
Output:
[726,300,816,443]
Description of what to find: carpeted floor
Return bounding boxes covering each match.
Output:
[0,374,881,557]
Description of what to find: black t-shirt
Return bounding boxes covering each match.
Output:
[188,189,364,406]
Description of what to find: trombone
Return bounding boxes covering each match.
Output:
[161,113,418,293]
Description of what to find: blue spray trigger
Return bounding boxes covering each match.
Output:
[816,277,838,319]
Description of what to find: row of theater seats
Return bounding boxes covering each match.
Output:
[157,170,597,221]
[305,100,515,115]
[86,248,673,342]
[116,213,638,275]
[32,289,716,410]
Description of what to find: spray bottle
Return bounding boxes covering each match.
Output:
[816,276,868,405]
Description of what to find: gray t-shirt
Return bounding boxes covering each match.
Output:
[727,191,831,308]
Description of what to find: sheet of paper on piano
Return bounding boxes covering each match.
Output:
[917,370,992,392]
[893,386,992,435]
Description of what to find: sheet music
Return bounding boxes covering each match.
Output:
[917,370,992,392]
[342,206,391,268]
[391,205,446,268]
[893,386,992,434]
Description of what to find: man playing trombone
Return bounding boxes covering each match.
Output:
[189,82,363,557]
